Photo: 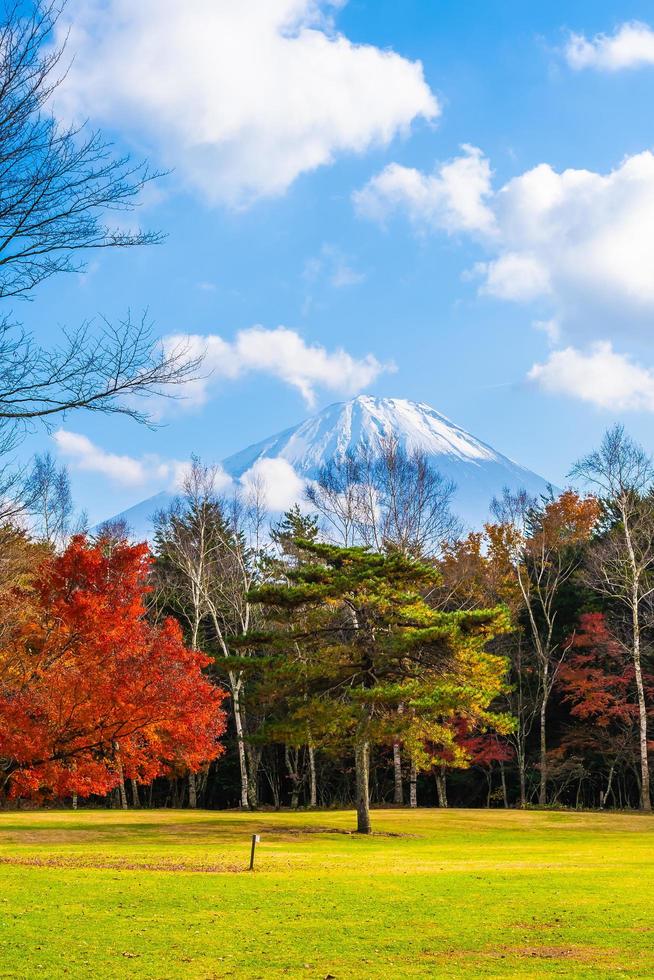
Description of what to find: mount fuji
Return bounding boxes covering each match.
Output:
[102,396,555,539]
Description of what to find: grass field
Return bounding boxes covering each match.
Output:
[0,808,652,979]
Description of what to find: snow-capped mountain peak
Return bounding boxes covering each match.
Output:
[222,396,505,477]
[101,397,554,539]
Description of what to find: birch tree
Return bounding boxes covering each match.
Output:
[153,460,265,809]
[571,426,654,811]
[491,488,598,805]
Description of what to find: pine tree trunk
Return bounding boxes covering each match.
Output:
[392,702,404,804]
[188,772,197,809]
[308,740,317,808]
[131,779,141,809]
[392,740,403,804]
[409,760,417,808]
[632,598,652,811]
[355,735,371,834]
[538,662,549,806]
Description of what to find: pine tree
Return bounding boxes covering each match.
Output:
[247,539,511,833]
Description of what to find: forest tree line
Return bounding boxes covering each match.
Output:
[139,426,654,821]
[3,416,644,827]
[0,4,652,828]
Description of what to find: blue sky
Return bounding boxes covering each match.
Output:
[17,1,654,523]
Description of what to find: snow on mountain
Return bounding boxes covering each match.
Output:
[100,396,555,540]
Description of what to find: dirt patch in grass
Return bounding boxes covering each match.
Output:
[423,944,621,968]
[495,945,621,965]
[506,946,591,959]
[258,824,419,839]
[0,855,243,873]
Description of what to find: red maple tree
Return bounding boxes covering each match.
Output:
[555,612,654,804]
[0,536,226,799]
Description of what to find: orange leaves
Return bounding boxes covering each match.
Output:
[526,490,600,555]
[0,536,227,800]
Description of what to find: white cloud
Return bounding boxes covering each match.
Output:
[56,427,310,510]
[53,430,193,488]
[357,146,654,411]
[240,458,306,512]
[358,148,654,331]
[528,342,654,412]
[52,0,438,206]
[565,21,654,71]
[533,318,562,345]
[486,152,654,320]
[163,326,394,408]
[353,145,496,234]
[304,244,365,288]
[479,253,551,301]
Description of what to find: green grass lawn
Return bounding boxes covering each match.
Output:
[0,807,652,979]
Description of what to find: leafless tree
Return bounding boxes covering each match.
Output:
[0,3,201,451]
[307,437,460,557]
[571,425,654,811]
[24,450,72,547]
[152,459,267,809]
[305,451,367,547]
[0,2,162,300]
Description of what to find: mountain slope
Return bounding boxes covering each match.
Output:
[102,396,554,538]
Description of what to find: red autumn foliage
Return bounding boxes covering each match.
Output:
[559,613,646,726]
[0,536,226,799]
[557,611,654,756]
[461,731,513,768]
[425,717,513,771]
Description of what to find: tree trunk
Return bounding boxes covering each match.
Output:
[518,751,527,808]
[632,599,652,811]
[355,736,371,834]
[114,745,128,810]
[600,764,615,810]
[285,746,301,809]
[308,739,317,808]
[117,769,128,810]
[409,760,417,808]
[246,745,260,809]
[500,761,509,809]
[435,769,448,808]
[188,772,197,809]
[131,779,141,809]
[392,702,404,804]
[72,793,78,810]
[392,740,403,804]
[538,662,549,806]
[230,673,250,808]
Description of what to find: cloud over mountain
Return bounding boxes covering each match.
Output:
[162,326,394,408]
